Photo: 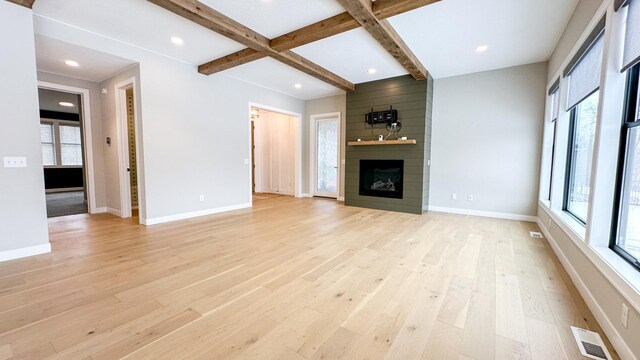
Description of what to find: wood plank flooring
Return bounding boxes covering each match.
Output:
[0,196,619,359]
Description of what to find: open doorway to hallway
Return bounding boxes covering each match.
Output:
[38,88,90,218]
[250,106,300,201]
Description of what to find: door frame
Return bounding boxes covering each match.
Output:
[115,77,143,221]
[248,102,303,204]
[309,112,341,199]
[37,81,99,214]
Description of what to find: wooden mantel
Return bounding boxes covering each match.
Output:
[348,139,417,146]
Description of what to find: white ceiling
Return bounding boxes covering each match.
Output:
[388,0,579,78]
[32,0,579,99]
[35,35,136,82]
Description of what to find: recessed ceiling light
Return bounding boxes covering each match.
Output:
[294,83,302,89]
[64,60,79,67]
[171,36,184,45]
[368,68,377,74]
[59,102,75,107]
[475,45,489,53]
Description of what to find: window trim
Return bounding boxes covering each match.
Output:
[548,120,558,201]
[610,63,640,271]
[40,118,83,168]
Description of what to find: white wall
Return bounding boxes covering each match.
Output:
[429,62,547,219]
[37,71,108,209]
[304,94,347,199]
[0,2,50,259]
[33,15,305,224]
[548,0,604,83]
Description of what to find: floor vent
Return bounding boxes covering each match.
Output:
[571,326,611,359]
[529,231,543,239]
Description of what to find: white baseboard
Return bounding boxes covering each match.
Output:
[0,243,51,262]
[298,193,313,198]
[337,196,345,202]
[106,207,122,217]
[537,219,638,360]
[92,207,107,214]
[141,202,251,226]
[428,206,537,222]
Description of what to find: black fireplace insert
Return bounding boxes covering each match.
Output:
[359,160,404,199]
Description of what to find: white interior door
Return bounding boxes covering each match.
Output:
[314,118,339,198]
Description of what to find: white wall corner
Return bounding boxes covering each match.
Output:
[536,219,638,360]
[93,207,108,214]
[143,203,252,226]
[428,206,538,222]
[0,243,51,262]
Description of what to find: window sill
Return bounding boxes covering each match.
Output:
[538,201,640,314]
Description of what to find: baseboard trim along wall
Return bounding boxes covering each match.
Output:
[428,206,537,222]
[141,203,252,226]
[107,207,122,217]
[536,219,638,360]
[93,207,107,214]
[0,243,51,262]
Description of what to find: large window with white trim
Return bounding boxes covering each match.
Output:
[565,91,599,223]
[562,27,605,225]
[40,120,83,167]
[612,0,640,270]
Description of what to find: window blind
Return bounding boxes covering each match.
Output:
[566,34,604,110]
[622,0,640,72]
[551,89,560,122]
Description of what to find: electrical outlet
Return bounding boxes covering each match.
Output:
[199,195,205,202]
[451,193,457,200]
[621,303,629,329]
[468,195,473,201]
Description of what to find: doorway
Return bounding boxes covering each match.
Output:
[115,78,141,220]
[37,83,97,217]
[249,103,302,202]
[310,113,341,199]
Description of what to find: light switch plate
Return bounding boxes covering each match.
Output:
[3,157,27,168]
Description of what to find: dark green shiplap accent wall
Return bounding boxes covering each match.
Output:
[345,75,433,214]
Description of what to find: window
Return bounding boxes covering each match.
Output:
[40,123,55,166]
[565,91,599,223]
[40,121,83,167]
[59,125,83,166]
[561,21,604,225]
[612,64,640,269]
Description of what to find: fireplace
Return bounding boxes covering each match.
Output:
[359,160,404,199]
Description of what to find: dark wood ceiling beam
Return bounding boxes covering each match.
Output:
[200,0,438,77]
[336,0,428,80]
[147,0,354,91]
[5,0,36,8]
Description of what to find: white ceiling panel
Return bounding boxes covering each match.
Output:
[388,0,578,79]
[32,0,245,65]
[35,35,136,82]
[200,0,346,39]
[294,28,408,84]
[222,57,345,100]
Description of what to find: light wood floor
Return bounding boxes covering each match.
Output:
[0,197,618,359]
